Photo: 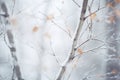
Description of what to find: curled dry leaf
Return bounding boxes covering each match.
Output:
[90,13,96,20]
[32,26,39,32]
[77,48,83,55]
[46,14,54,20]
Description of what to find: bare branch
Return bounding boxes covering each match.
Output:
[74,44,105,59]
[1,2,9,17]
[72,0,80,8]
[76,35,105,50]
[51,20,72,38]
[49,40,62,66]
[1,2,24,79]
[76,39,90,49]
[85,7,106,19]
[4,34,11,48]
[11,0,16,15]
[90,0,95,7]
[66,56,81,80]
[6,30,24,80]
[55,0,88,80]
[83,44,105,53]
[38,11,72,38]
[79,20,91,38]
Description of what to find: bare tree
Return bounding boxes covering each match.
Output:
[0,2,24,80]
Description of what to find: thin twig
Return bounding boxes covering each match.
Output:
[76,39,90,49]
[88,2,94,39]
[4,34,11,48]
[83,44,105,53]
[76,35,105,49]
[67,56,81,80]
[79,21,91,39]
[75,44,105,58]
[11,0,16,15]
[51,20,72,38]
[72,0,80,7]
[38,11,72,38]
[90,0,95,7]
[85,7,106,19]
[50,40,61,66]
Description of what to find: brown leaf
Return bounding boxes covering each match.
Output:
[46,14,54,20]
[111,69,118,74]
[77,48,83,55]
[32,26,39,32]
[115,9,120,17]
[106,2,114,8]
[115,0,120,3]
[90,13,96,20]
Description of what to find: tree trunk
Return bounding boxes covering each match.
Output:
[0,1,24,80]
[106,0,120,80]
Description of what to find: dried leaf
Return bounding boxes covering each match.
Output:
[90,13,96,20]
[106,2,113,8]
[46,14,54,20]
[44,32,51,39]
[115,9,120,17]
[32,26,39,32]
[107,16,115,23]
[77,48,83,55]
[111,69,118,74]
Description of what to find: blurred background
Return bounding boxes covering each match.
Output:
[0,0,120,80]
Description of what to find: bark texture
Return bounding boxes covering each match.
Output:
[106,0,120,80]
